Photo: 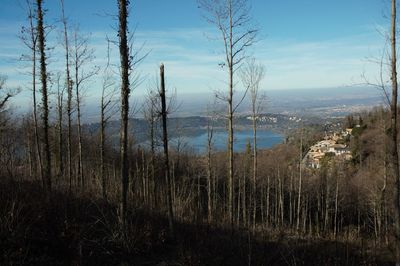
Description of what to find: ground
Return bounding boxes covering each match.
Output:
[0,178,393,265]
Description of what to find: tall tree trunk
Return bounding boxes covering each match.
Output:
[57,79,63,177]
[241,57,265,229]
[32,66,43,182]
[260,182,264,226]
[391,0,400,260]
[60,0,73,193]
[213,165,218,218]
[27,127,33,179]
[100,92,107,200]
[150,109,156,209]
[266,175,270,227]
[57,87,64,177]
[289,172,293,229]
[118,0,130,224]
[279,168,284,226]
[297,128,303,233]
[242,171,246,227]
[334,173,339,238]
[237,175,241,226]
[141,148,147,205]
[207,119,213,223]
[26,2,43,182]
[199,170,203,223]
[382,150,388,242]
[37,0,51,193]
[227,1,234,227]
[75,51,84,190]
[252,105,257,231]
[324,177,330,233]
[199,0,258,228]
[160,63,174,237]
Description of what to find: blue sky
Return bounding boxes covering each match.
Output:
[0,0,392,109]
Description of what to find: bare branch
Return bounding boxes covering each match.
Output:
[0,76,19,111]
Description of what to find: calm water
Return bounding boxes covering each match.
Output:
[179,129,284,153]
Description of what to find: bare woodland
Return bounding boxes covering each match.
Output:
[0,0,400,265]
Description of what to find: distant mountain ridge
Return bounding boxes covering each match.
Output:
[80,86,383,123]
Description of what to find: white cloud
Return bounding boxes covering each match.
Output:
[0,24,388,107]
[253,32,385,90]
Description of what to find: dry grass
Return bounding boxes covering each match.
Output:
[0,178,394,265]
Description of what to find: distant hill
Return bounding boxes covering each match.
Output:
[79,86,383,123]
[83,112,343,149]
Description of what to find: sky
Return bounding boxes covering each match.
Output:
[0,0,393,110]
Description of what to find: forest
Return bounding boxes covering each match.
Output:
[0,0,400,265]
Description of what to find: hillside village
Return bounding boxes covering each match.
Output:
[303,128,353,169]
[245,114,302,123]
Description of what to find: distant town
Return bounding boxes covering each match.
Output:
[303,127,354,169]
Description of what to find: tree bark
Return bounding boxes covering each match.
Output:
[149,102,156,209]
[160,63,174,237]
[25,1,43,182]
[118,0,130,224]
[144,91,157,209]
[227,1,234,227]
[334,172,339,238]
[56,75,64,177]
[60,0,73,193]
[252,104,257,231]
[100,89,107,200]
[297,127,303,233]
[74,47,84,190]
[390,0,400,260]
[37,0,51,193]
[207,118,213,223]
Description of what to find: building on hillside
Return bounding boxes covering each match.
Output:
[344,128,353,136]
[303,130,352,169]
[328,144,350,155]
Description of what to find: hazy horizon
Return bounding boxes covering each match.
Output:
[8,85,385,124]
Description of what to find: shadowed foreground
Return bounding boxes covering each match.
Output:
[0,179,393,265]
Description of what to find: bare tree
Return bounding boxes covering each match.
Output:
[206,111,214,223]
[20,0,43,181]
[360,3,396,246]
[71,27,97,190]
[55,72,64,177]
[0,76,19,126]
[240,58,265,230]
[199,0,258,225]
[297,125,303,233]
[60,0,73,192]
[143,88,159,208]
[100,39,117,200]
[36,0,51,193]
[0,78,12,111]
[160,63,174,237]
[118,0,130,224]
[390,0,400,260]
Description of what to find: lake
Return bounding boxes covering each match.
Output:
[176,129,284,154]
